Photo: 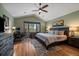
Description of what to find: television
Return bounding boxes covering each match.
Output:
[0,16,5,32]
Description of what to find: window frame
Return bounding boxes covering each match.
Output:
[24,21,41,32]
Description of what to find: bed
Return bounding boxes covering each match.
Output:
[35,26,69,49]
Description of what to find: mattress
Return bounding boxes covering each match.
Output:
[35,33,67,46]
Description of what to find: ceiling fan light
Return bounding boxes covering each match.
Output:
[39,10,41,12]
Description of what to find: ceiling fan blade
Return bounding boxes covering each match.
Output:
[41,9,48,12]
[41,5,48,9]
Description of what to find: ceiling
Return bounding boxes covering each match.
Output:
[2,3,79,21]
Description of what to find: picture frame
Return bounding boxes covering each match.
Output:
[53,19,64,27]
[3,15,9,27]
[58,19,64,25]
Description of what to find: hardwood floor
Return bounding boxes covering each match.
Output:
[13,38,79,56]
[48,44,79,56]
[13,39,37,56]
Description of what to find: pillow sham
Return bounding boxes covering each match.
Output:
[58,31,64,35]
[48,31,54,34]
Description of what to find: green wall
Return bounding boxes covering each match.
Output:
[14,15,46,32]
[47,10,79,28]
[0,4,14,33]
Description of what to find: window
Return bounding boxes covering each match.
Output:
[24,22,40,32]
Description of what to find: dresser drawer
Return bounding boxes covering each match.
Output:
[0,44,13,56]
[0,35,14,56]
[0,41,4,47]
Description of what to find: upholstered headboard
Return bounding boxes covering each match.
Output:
[51,26,69,37]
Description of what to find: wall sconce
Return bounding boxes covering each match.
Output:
[12,27,16,30]
[12,27,16,32]
[46,26,51,32]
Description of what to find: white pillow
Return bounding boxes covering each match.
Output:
[54,30,58,35]
[48,31,55,34]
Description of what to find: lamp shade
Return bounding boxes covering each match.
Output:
[5,27,9,30]
[69,26,77,31]
[69,26,78,37]
[12,27,16,30]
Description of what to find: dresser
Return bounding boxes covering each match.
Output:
[0,33,14,56]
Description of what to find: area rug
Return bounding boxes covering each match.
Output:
[31,39,62,56]
[47,46,62,51]
[31,39,48,56]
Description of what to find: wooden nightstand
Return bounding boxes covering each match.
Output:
[68,36,79,48]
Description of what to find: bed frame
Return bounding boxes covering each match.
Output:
[35,26,69,50]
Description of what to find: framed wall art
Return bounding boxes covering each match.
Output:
[3,15,9,27]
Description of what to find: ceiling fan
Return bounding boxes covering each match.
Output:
[32,3,48,14]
